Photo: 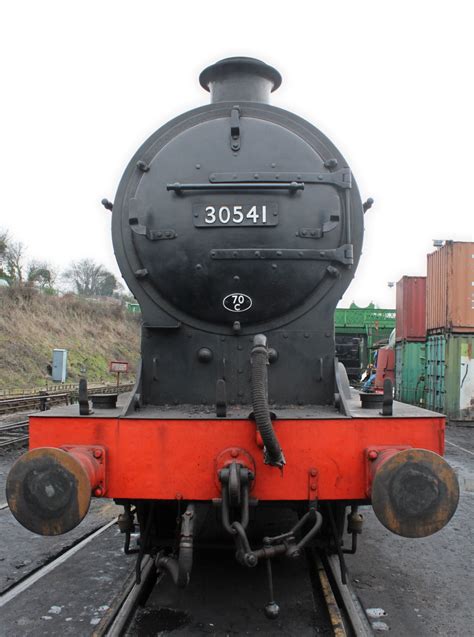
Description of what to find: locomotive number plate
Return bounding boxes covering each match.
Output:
[193,203,278,227]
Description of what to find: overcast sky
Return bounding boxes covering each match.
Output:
[1,1,473,308]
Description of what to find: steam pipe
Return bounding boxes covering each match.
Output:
[250,335,285,468]
[156,504,194,588]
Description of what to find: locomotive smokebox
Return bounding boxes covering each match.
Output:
[369,448,459,538]
[6,446,105,535]
[199,56,282,103]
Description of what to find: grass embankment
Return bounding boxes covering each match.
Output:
[0,289,140,390]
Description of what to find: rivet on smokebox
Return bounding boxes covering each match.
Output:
[368,450,379,460]
[231,449,239,458]
[93,449,103,459]
[94,487,103,497]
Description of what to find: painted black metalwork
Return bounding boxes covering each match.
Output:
[111,57,364,409]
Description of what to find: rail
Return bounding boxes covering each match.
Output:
[0,384,134,416]
[93,548,373,637]
[0,420,29,449]
[0,382,136,398]
[93,556,160,637]
[316,551,373,636]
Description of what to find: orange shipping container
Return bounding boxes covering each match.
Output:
[396,276,426,341]
[426,241,474,333]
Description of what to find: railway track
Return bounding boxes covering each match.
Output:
[0,384,134,450]
[0,383,134,416]
[0,497,373,635]
[0,419,29,449]
[93,549,373,636]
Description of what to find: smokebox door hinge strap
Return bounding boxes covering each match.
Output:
[208,168,352,189]
[230,106,241,151]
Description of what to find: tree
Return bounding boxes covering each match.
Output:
[5,241,25,285]
[27,260,56,290]
[0,230,56,292]
[63,259,118,297]
[0,231,8,281]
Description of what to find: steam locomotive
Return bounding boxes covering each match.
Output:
[7,57,459,617]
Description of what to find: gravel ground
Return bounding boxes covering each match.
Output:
[0,524,135,636]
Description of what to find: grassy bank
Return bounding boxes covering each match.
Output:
[0,289,140,389]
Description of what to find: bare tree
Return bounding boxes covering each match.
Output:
[63,259,118,297]
[4,241,25,284]
[0,230,8,280]
[0,231,55,290]
[27,260,56,290]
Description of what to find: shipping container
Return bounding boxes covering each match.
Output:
[374,347,395,390]
[395,276,426,341]
[395,341,426,405]
[426,241,474,333]
[425,333,474,421]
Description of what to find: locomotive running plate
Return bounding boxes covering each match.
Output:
[193,203,278,227]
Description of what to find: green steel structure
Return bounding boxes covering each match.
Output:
[335,303,396,346]
[125,302,141,314]
[335,303,395,370]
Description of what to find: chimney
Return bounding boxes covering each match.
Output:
[199,57,282,104]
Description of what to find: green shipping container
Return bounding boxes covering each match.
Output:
[425,334,474,422]
[395,341,426,406]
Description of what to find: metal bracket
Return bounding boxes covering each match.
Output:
[216,378,227,417]
[208,168,352,189]
[298,215,340,239]
[381,378,393,416]
[78,377,92,416]
[364,446,411,497]
[230,106,241,151]
[210,244,353,266]
[128,198,176,240]
[144,229,176,241]
[61,445,107,496]
[308,468,319,501]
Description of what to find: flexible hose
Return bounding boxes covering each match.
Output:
[250,334,285,468]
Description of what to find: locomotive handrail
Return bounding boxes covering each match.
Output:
[166,181,304,192]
